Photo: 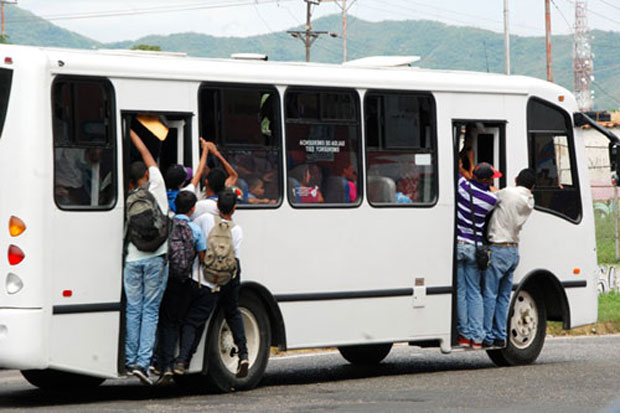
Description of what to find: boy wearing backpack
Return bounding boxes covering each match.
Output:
[124,128,170,385]
[155,190,206,382]
[174,189,249,379]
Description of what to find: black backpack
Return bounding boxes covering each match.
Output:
[168,218,196,282]
[125,184,169,252]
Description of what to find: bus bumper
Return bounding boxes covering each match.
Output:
[0,308,47,370]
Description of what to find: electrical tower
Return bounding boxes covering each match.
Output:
[574,0,593,111]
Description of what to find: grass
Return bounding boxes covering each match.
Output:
[547,291,620,336]
[595,210,619,265]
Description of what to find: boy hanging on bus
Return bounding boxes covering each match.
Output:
[456,163,499,349]
[165,137,209,213]
[187,141,238,219]
[482,168,535,348]
[154,190,207,383]
[124,126,170,385]
[174,189,250,379]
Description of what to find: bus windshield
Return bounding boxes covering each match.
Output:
[0,68,12,140]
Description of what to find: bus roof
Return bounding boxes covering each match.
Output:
[1,44,574,104]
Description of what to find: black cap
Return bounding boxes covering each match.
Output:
[473,162,502,180]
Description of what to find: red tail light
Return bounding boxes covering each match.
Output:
[8,245,24,265]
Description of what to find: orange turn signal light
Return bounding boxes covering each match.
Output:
[8,245,25,266]
[573,268,581,275]
[9,216,26,237]
[558,95,565,102]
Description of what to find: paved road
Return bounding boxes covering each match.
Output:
[0,335,619,412]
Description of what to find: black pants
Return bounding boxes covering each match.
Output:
[156,278,192,370]
[177,272,248,365]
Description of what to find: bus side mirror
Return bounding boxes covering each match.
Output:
[609,143,620,184]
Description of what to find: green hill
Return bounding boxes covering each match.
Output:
[4,5,99,49]
[4,6,620,110]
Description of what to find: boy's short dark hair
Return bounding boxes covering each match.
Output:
[175,190,197,215]
[129,161,147,186]
[516,168,536,189]
[247,176,262,191]
[205,167,227,194]
[166,164,187,190]
[217,188,237,215]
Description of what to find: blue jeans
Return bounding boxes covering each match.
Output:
[124,255,168,369]
[483,246,519,343]
[456,243,485,343]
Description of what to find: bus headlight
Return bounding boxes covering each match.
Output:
[6,273,23,294]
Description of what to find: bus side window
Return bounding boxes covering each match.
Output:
[52,78,116,210]
[284,89,362,207]
[527,98,582,222]
[198,85,282,206]
[365,91,437,206]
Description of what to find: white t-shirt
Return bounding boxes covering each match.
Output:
[181,183,219,220]
[126,166,169,262]
[191,213,243,288]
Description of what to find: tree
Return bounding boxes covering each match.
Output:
[131,44,162,51]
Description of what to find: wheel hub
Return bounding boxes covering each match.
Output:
[510,290,539,350]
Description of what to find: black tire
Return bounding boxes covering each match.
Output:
[338,343,393,365]
[205,292,271,392]
[487,289,547,367]
[21,369,105,391]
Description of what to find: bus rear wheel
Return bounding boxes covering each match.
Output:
[338,343,393,365]
[21,369,105,391]
[487,289,547,367]
[205,292,271,392]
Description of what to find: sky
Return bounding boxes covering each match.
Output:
[11,0,620,43]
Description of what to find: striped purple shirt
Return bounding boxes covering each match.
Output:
[456,174,498,244]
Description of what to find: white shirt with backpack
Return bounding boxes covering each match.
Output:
[180,183,219,220]
[191,213,242,288]
[126,166,169,262]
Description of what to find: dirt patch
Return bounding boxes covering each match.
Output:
[547,321,620,336]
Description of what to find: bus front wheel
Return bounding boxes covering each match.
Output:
[487,289,547,367]
[21,369,105,390]
[338,343,393,365]
[205,292,271,392]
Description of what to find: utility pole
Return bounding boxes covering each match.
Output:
[545,0,554,82]
[503,0,510,75]
[287,0,337,62]
[0,0,17,43]
[320,0,357,62]
[574,0,593,111]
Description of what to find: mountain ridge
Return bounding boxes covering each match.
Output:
[4,6,619,109]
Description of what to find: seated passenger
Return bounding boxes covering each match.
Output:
[247,177,276,205]
[289,164,324,203]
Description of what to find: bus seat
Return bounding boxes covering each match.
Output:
[368,175,396,203]
[324,176,350,203]
[288,177,301,203]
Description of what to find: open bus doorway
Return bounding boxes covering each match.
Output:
[451,120,506,347]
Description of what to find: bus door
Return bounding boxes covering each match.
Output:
[50,77,123,377]
[452,120,506,346]
[455,121,506,188]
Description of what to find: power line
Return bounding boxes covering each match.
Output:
[592,80,620,106]
[6,0,296,24]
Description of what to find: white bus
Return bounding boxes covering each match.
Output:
[0,44,612,391]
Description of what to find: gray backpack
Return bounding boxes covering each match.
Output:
[201,216,237,290]
[125,184,169,252]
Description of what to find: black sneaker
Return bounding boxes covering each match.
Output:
[493,339,507,348]
[236,359,249,379]
[132,366,153,386]
[149,364,161,377]
[173,361,186,376]
[156,367,174,386]
[125,364,138,376]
